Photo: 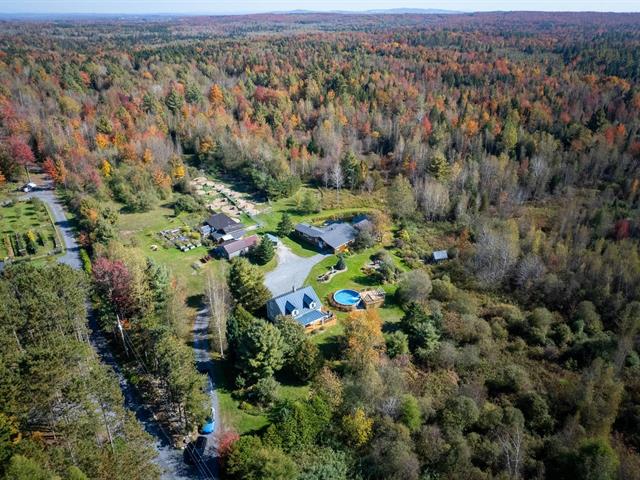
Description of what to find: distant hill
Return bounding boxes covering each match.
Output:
[269,8,463,15]
[362,8,462,14]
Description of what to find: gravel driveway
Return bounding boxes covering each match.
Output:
[21,180,81,270]
[264,242,331,296]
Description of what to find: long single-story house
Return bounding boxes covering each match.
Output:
[216,235,258,259]
[266,286,333,329]
[202,213,245,242]
[295,222,358,253]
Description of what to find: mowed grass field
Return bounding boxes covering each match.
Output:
[117,202,223,296]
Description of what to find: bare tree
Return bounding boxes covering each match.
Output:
[498,424,524,479]
[416,176,450,220]
[330,161,344,203]
[205,271,230,358]
[469,222,520,286]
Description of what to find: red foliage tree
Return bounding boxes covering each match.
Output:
[92,257,135,319]
[215,429,240,466]
[9,136,35,167]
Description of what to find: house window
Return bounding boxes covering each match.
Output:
[291,309,299,317]
[309,302,316,309]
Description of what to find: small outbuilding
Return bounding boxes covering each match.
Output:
[432,250,449,262]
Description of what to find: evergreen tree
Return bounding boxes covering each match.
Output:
[238,319,285,381]
[228,257,271,313]
[250,236,275,266]
[387,175,416,220]
[428,150,450,181]
[341,151,364,189]
[165,89,184,113]
[185,83,202,104]
[276,212,294,237]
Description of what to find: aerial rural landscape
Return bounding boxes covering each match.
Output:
[0,3,639,480]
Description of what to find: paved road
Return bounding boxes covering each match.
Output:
[21,180,81,269]
[21,181,216,479]
[264,242,331,296]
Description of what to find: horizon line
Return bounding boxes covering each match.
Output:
[1,9,640,16]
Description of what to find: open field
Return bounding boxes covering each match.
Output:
[117,203,223,297]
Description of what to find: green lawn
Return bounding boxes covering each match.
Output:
[307,247,405,324]
[254,187,381,258]
[117,203,224,296]
[0,199,60,260]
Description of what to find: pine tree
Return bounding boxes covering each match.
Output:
[165,89,184,114]
[251,236,275,266]
[387,175,416,220]
[228,257,271,313]
[185,83,202,104]
[276,213,294,237]
[428,150,450,180]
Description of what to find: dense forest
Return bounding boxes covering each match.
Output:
[1,11,640,480]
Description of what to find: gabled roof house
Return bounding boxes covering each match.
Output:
[216,235,258,259]
[204,213,245,242]
[294,222,358,253]
[266,286,332,328]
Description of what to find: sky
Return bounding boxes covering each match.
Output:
[1,0,638,14]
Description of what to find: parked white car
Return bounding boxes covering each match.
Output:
[22,182,37,192]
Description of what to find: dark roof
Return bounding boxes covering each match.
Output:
[221,235,258,256]
[352,216,372,230]
[205,213,244,233]
[295,222,357,250]
[266,286,324,322]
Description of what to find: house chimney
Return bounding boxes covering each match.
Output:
[292,285,296,292]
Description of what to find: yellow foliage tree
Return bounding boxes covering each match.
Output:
[101,160,112,177]
[170,156,186,180]
[342,408,373,447]
[342,309,384,371]
[142,148,153,164]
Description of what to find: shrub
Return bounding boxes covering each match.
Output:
[396,269,432,307]
[431,276,457,302]
[487,364,530,395]
[385,331,409,358]
[250,376,280,407]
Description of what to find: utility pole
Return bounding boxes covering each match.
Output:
[116,314,128,357]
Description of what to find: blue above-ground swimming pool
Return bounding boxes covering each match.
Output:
[333,289,362,307]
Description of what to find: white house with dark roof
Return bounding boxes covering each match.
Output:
[266,286,332,328]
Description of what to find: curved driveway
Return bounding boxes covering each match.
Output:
[264,242,331,296]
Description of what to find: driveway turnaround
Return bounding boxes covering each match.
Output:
[264,242,331,297]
